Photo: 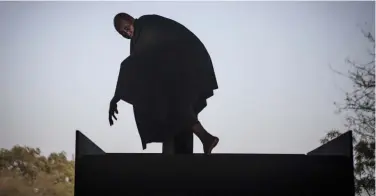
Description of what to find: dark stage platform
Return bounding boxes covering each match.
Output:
[74,130,354,196]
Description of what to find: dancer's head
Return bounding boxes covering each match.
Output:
[114,12,135,39]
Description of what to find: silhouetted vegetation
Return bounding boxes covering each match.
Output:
[321,29,375,196]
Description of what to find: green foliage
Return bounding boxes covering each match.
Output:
[321,30,375,196]
[0,146,74,196]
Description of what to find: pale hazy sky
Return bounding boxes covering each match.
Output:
[0,1,374,157]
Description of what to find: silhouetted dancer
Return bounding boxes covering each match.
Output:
[108,13,219,154]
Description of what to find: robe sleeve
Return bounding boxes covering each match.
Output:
[112,66,124,103]
[112,56,133,104]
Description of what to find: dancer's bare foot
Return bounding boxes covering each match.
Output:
[203,136,219,154]
[191,122,219,154]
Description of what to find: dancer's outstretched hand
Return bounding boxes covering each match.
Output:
[109,102,118,126]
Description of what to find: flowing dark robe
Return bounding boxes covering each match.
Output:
[113,14,218,149]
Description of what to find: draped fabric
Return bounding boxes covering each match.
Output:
[113,15,218,149]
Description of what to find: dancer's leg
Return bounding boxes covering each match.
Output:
[191,122,219,154]
[173,105,219,154]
